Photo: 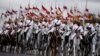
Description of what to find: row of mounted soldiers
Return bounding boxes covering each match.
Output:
[0,15,100,56]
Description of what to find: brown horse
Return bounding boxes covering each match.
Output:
[48,28,62,56]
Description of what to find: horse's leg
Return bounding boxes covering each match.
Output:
[21,33,25,54]
[83,46,85,56]
[22,32,27,54]
[33,33,37,49]
[13,34,17,53]
[28,36,33,54]
[45,45,49,56]
[73,41,76,56]
[42,35,45,56]
[61,38,65,56]
[0,34,3,52]
[51,47,56,56]
[11,34,15,53]
[83,44,86,56]
[89,44,92,54]
[63,35,69,56]
[38,32,43,56]
[43,35,47,56]
[1,34,3,52]
[64,40,70,56]
[3,35,6,52]
[32,33,35,49]
[17,32,20,54]
[35,33,38,49]
[7,34,11,53]
[18,34,23,54]
[45,38,51,56]
[92,44,95,56]
[85,46,87,56]
[36,32,40,56]
[2,36,5,52]
[0,34,2,52]
[17,32,21,54]
[86,44,90,56]
[82,45,85,56]
[69,39,73,56]
[14,33,17,53]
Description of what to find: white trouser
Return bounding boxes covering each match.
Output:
[26,28,32,41]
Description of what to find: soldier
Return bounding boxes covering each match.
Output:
[62,21,71,46]
[85,22,96,56]
[41,19,49,43]
[15,16,22,53]
[22,15,33,41]
[38,19,49,56]
[88,23,97,55]
[95,21,100,41]
[33,19,40,49]
[72,21,84,56]
[2,18,13,52]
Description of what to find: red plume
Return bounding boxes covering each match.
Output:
[6,10,13,15]
[33,6,39,11]
[30,12,37,16]
[12,9,17,14]
[63,5,67,9]
[85,8,89,12]
[58,6,62,12]
[42,5,50,14]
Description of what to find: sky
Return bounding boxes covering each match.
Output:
[0,0,100,15]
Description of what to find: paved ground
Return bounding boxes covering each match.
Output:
[0,52,34,56]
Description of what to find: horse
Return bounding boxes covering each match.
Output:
[60,27,71,56]
[80,28,96,56]
[0,29,11,53]
[46,26,62,56]
[66,29,83,56]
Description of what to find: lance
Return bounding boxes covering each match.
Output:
[85,0,88,9]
